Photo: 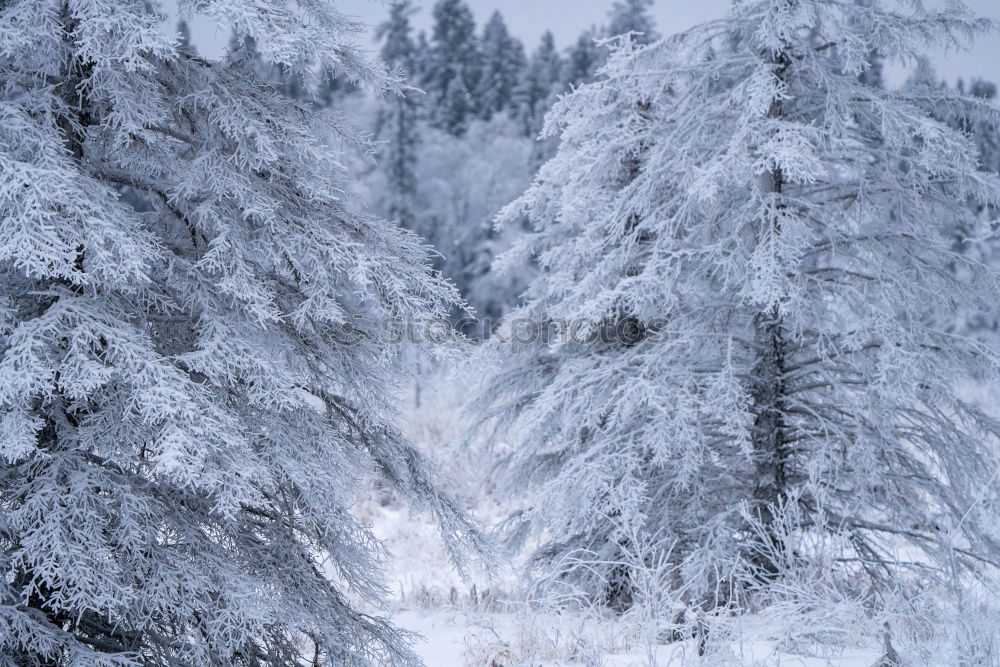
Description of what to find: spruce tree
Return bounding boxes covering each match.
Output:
[441,74,475,137]
[476,11,527,120]
[562,28,603,89]
[478,0,1000,612]
[376,0,422,231]
[413,30,432,83]
[513,31,563,138]
[0,0,480,663]
[607,0,659,45]
[425,0,481,135]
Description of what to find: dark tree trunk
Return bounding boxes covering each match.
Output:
[748,45,792,582]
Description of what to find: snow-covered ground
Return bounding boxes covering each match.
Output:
[365,494,889,666]
[392,608,883,666]
[351,367,910,666]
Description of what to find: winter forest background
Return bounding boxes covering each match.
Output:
[4,0,1000,664]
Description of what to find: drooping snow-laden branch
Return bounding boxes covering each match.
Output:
[0,0,482,664]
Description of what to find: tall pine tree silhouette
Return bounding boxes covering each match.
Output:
[476,10,526,120]
[376,0,422,231]
[425,0,481,135]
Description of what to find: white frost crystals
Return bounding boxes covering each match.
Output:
[473,0,1000,654]
[0,0,483,664]
[4,0,1000,664]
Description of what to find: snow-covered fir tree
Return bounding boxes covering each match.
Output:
[950,77,1000,335]
[440,74,475,137]
[361,3,540,338]
[0,0,482,663]
[562,27,604,89]
[478,0,1000,614]
[476,10,526,121]
[560,1,660,95]
[376,0,422,232]
[607,0,659,45]
[425,0,481,135]
[513,31,563,139]
[413,29,432,81]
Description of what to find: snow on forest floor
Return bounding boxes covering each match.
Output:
[391,607,883,666]
[366,504,889,667]
[355,368,1000,666]
[363,497,886,666]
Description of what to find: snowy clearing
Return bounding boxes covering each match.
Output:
[392,609,883,666]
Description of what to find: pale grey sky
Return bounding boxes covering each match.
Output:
[181,0,1000,86]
